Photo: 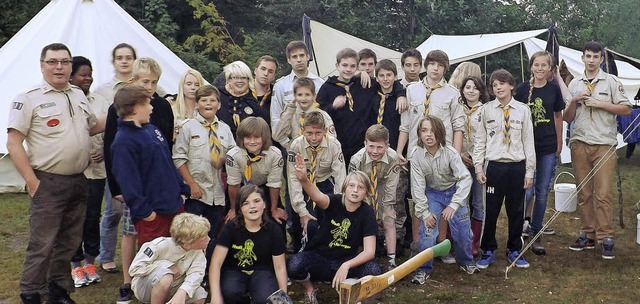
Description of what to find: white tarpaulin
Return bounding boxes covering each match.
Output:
[416,29,548,64]
[307,19,404,79]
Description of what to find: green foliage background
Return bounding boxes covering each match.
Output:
[1,0,638,85]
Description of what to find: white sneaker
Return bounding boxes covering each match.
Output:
[438,253,456,264]
[71,267,88,287]
[83,264,102,284]
[411,271,429,285]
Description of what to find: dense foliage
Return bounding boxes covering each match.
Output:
[1,0,637,83]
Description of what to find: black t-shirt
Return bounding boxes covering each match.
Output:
[307,194,377,260]
[217,221,286,272]
[376,80,406,150]
[317,76,377,159]
[514,81,565,155]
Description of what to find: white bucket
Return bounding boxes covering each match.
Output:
[554,172,577,212]
[636,213,640,245]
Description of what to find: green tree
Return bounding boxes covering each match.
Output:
[0,0,48,46]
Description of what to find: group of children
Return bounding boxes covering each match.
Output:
[65,38,628,304]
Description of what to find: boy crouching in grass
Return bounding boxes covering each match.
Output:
[129,213,209,304]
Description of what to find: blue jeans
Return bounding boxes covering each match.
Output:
[221,268,278,304]
[467,167,484,221]
[287,251,382,282]
[525,153,557,233]
[98,184,122,263]
[417,186,473,274]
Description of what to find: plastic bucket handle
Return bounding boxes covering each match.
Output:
[554,171,575,186]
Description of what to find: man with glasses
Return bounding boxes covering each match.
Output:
[7,43,104,304]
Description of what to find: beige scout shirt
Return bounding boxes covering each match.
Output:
[93,77,127,104]
[348,147,401,208]
[287,135,346,217]
[130,237,206,299]
[568,69,631,146]
[472,98,536,178]
[400,78,465,158]
[272,104,336,149]
[461,101,484,159]
[173,114,235,206]
[410,145,471,222]
[225,146,283,188]
[8,82,96,175]
[94,77,167,103]
[270,71,325,128]
[83,92,111,179]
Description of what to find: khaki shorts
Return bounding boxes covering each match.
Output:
[132,267,207,303]
[378,204,397,223]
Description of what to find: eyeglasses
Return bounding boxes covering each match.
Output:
[230,76,249,81]
[41,59,72,66]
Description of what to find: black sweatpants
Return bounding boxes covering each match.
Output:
[480,161,526,253]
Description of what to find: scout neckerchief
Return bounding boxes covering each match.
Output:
[251,88,271,108]
[582,78,599,121]
[499,103,511,147]
[243,152,265,184]
[307,145,322,208]
[423,82,442,115]
[377,92,390,124]
[298,102,320,135]
[463,101,480,140]
[369,160,380,218]
[226,84,250,127]
[335,81,354,112]
[202,120,221,162]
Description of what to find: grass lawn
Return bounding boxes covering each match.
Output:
[1,150,640,303]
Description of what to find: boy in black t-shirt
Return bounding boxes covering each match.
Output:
[287,159,382,304]
[317,48,378,165]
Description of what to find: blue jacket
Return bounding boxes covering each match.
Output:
[111,119,189,222]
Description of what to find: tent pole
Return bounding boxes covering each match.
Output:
[520,43,525,83]
[484,56,487,84]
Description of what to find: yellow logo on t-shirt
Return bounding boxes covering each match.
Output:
[233,239,257,267]
[329,218,351,249]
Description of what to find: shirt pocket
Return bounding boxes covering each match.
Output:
[188,138,208,160]
[35,105,64,136]
[510,122,524,151]
[318,158,333,171]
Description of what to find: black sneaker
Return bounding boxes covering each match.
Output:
[601,237,615,260]
[531,236,546,255]
[569,232,595,251]
[116,283,133,304]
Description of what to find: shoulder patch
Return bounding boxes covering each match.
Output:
[348,162,357,173]
[287,151,296,163]
[277,158,284,168]
[619,84,626,95]
[12,101,23,110]
[392,164,400,174]
[226,155,235,167]
[143,247,153,258]
[338,153,344,163]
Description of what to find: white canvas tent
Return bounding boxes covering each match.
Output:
[416,29,549,64]
[305,19,404,79]
[0,0,193,192]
